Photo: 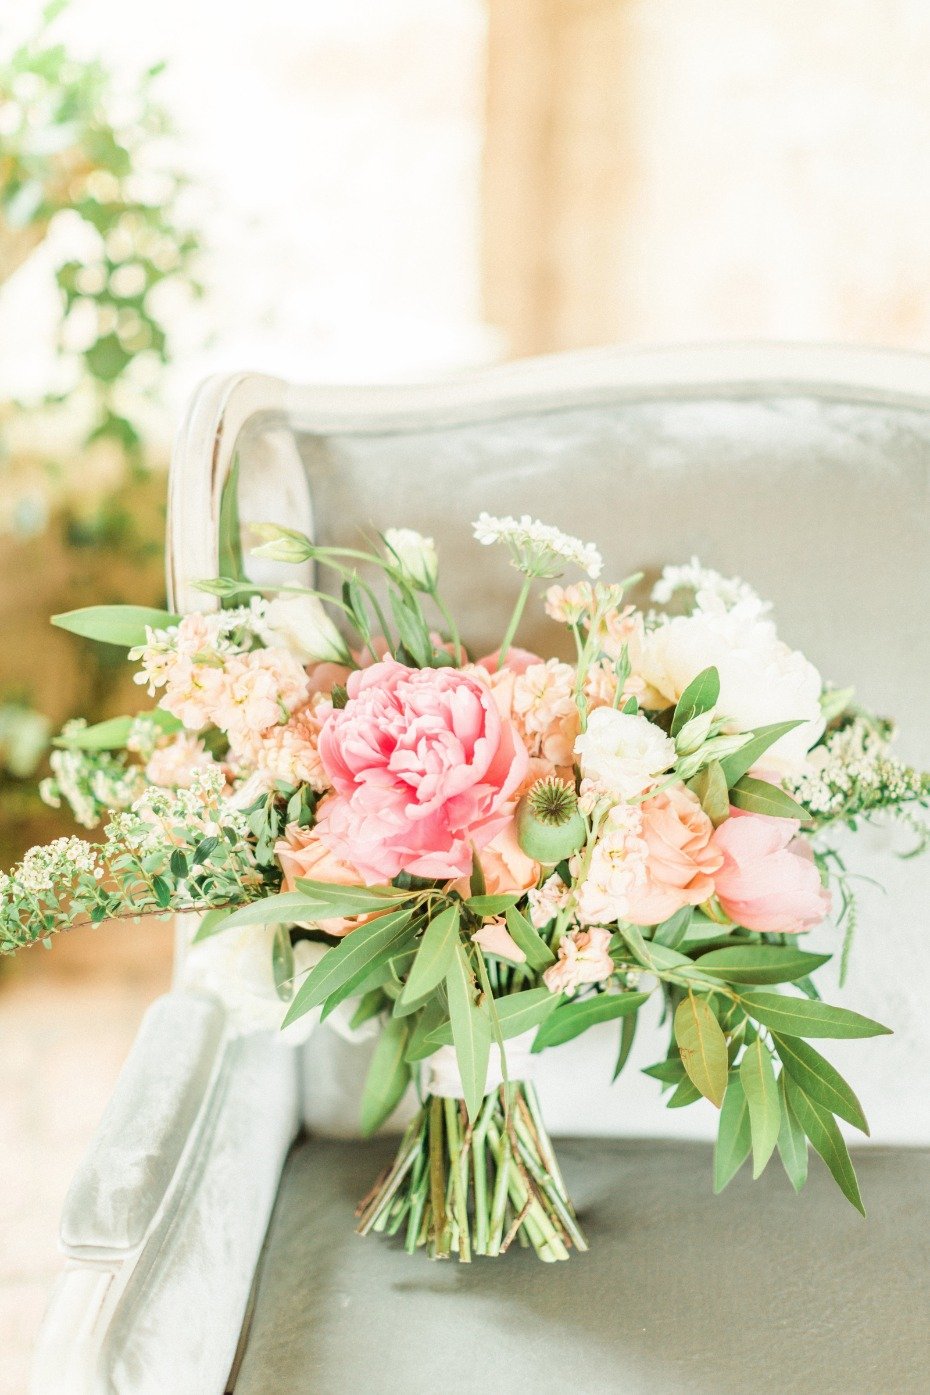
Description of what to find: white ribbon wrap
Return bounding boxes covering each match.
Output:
[425,1029,538,1099]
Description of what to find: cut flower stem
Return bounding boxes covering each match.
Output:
[356,1083,587,1262]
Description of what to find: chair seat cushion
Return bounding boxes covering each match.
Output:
[234,1137,930,1395]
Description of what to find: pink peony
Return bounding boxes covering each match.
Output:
[625,784,723,926]
[315,659,529,883]
[711,809,831,934]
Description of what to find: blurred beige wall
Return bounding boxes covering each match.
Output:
[483,0,930,356]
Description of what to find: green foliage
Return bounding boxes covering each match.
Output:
[504,903,555,968]
[670,666,719,737]
[695,945,831,985]
[686,760,729,825]
[739,991,891,1039]
[445,941,491,1122]
[739,1039,780,1177]
[282,908,417,1026]
[51,605,181,647]
[674,993,728,1107]
[729,775,810,821]
[714,1071,752,1191]
[771,1034,869,1134]
[359,1018,411,1136]
[427,987,560,1047]
[533,990,649,1052]
[776,1072,809,1192]
[0,1,203,485]
[398,904,460,1008]
[784,1075,864,1215]
[718,721,804,786]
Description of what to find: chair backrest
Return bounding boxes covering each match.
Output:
[169,345,930,1143]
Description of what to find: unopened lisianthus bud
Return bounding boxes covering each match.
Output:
[263,594,351,665]
[384,528,438,591]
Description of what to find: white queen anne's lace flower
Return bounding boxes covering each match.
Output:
[651,557,768,616]
[472,513,602,579]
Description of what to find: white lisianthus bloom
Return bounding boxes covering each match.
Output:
[574,708,677,801]
[261,593,350,665]
[384,527,438,591]
[638,602,824,773]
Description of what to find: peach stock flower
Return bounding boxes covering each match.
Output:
[237,693,333,791]
[572,804,648,925]
[543,926,614,994]
[315,659,528,882]
[712,809,831,934]
[217,648,310,749]
[624,784,723,925]
[144,734,217,789]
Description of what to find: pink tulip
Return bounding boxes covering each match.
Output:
[712,809,831,934]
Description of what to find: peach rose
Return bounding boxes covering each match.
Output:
[711,809,831,934]
[453,820,540,900]
[274,814,366,936]
[625,784,723,926]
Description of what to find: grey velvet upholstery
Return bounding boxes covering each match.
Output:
[60,992,225,1254]
[276,396,929,756]
[235,1137,930,1395]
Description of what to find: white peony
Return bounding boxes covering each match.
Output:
[384,527,438,591]
[574,708,677,801]
[261,593,350,666]
[638,603,823,773]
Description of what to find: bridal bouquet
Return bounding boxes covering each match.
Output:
[2,514,927,1263]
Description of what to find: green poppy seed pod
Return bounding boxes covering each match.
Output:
[515,780,586,864]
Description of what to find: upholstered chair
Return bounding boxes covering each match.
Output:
[31,346,930,1395]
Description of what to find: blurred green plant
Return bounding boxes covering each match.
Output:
[0,0,203,516]
[0,0,204,851]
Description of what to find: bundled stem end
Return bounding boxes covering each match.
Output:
[355,1083,587,1262]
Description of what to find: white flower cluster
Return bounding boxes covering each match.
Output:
[130,602,267,692]
[785,718,928,820]
[1,836,101,897]
[651,557,768,618]
[40,739,144,828]
[473,513,603,579]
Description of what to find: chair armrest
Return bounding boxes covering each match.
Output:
[60,990,225,1256]
[32,996,301,1395]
